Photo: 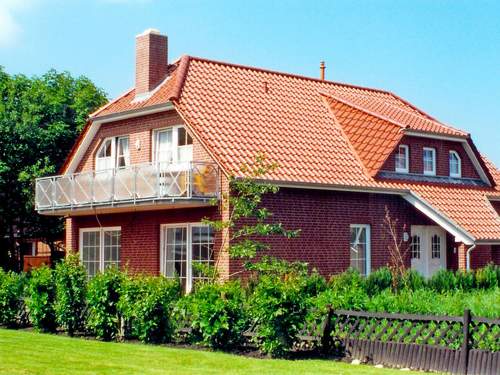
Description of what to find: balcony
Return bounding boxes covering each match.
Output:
[35,161,219,216]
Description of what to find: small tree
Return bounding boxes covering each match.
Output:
[382,206,410,292]
[203,153,300,278]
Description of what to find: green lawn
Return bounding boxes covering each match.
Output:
[0,329,429,375]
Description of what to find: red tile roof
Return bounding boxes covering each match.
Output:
[76,55,500,241]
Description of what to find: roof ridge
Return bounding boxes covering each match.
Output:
[169,55,191,101]
[186,55,395,96]
[322,91,407,130]
[319,95,375,179]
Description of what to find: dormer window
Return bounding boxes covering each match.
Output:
[423,147,436,176]
[96,136,130,171]
[395,145,409,173]
[449,151,461,178]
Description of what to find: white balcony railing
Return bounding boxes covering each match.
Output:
[35,161,219,212]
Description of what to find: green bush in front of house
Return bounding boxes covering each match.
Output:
[54,253,88,335]
[86,266,124,341]
[185,280,248,350]
[118,275,181,344]
[0,268,27,327]
[26,266,57,332]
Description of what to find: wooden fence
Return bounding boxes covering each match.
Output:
[327,309,499,375]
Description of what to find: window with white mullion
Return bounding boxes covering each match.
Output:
[449,150,461,178]
[154,126,193,165]
[95,136,130,171]
[349,224,371,276]
[423,147,436,176]
[80,227,121,278]
[161,223,214,292]
[395,145,409,173]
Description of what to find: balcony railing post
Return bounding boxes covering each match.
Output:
[71,175,75,210]
[188,161,193,198]
[111,168,115,204]
[91,171,95,207]
[51,177,56,209]
[134,165,137,204]
[156,162,160,199]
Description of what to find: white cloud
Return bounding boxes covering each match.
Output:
[0,0,37,47]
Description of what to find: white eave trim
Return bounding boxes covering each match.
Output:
[65,102,175,174]
[404,130,491,186]
[403,192,475,245]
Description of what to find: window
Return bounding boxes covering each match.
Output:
[80,227,121,277]
[431,234,441,259]
[410,235,421,259]
[423,147,436,176]
[161,223,214,292]
[395,145,409,173]
[349,224,371,276]
[449,151,461,178]
[154,126,193,164]
[96,136,130,171]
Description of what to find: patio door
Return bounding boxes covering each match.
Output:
[410,226,446,278]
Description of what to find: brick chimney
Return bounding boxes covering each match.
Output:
[135,28,168,97]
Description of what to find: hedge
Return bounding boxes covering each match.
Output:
[0,258,499,358]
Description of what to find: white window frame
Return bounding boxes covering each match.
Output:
[449,150,462,178]
[79,226,121,277]
[95,136,130,171]
[423,147,436,176]
[349,224,371,276]
[160,222,213,292]
[395,145,409,173]
[152,125,193,165]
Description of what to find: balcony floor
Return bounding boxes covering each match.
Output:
[37,197,216,216]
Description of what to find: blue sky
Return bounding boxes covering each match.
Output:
[1,0,499,165]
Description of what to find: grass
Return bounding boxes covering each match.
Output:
[0,329,426,375]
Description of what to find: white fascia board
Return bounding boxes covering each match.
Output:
[65,103,175,174]
[403,130,490,186]
[403,192,475,245]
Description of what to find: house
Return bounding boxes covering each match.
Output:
[35,29,500,290]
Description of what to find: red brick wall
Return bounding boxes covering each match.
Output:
[228,188,436,277]
[76,110,213,172]
[65,187,497,278]
[380,135,480,179]
[68,206,221,275]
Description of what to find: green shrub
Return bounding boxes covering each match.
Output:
[365,267,392,296]
[427,269,457,292]
[188,281,247,349]
[455,270,475,291]
[0,269,26,327]
[119,275,180,344]
[401,269,426,291]
[54,254,87,335]
[475,264,498,289]
[26,266,56,332]
[315,269,368,310]
[86,267,123,340]
[249,274,310,357]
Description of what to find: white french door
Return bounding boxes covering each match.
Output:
[410,226,446,278]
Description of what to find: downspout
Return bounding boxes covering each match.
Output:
[465,244,477,271]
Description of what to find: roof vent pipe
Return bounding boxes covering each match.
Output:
[320,61,325,80]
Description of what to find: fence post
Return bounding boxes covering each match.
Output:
[321,305,334,354]
[459,309,471,375]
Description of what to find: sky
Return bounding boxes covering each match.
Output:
[1,0,499,165]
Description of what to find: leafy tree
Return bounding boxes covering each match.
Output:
[202,153,300,278]
[0,67,107,270]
